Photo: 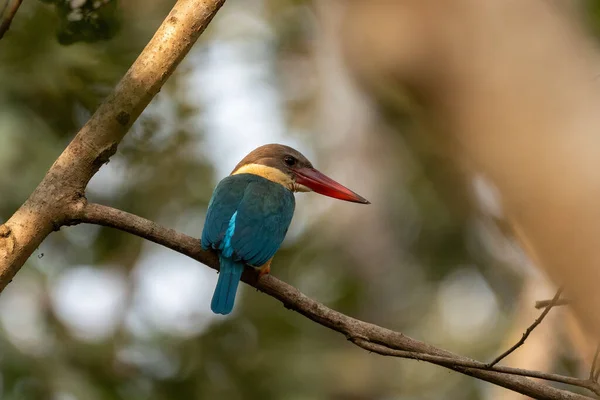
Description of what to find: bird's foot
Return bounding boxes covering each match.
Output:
[258,263,271,279]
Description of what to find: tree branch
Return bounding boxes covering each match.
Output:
[0,0,225,291]
[487,288,564,368]
[536,299,570,309]
[352,339,600,395]
[68,202,598,400]
[0,0,23,39]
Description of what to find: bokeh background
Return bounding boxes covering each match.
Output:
[1,0,600,399]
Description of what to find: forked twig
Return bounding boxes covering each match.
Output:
[353,338,600,396]
[488,287,563,368]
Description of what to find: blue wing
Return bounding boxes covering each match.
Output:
[201,175,249,251]
[201,174,295,267]
[230,179,295,266]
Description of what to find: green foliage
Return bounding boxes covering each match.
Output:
[38,0,120,44]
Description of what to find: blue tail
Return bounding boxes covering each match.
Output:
[211,256,244,315]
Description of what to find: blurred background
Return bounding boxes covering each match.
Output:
[2,0,600,399]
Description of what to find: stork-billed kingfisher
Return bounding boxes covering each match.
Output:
[201,144,369,315]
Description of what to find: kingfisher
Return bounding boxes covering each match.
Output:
[201,144,369,315]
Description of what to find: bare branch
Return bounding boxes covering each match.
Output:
[0,0,225,291]
[69,202,596,400]
[488,288,564,368]
[353,339,600,396]
[0,0,23,39]
[536,299,570,309]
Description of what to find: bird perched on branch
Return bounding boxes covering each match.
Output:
[201,144,370,315]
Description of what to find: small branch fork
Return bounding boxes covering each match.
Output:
[0,0,23,39]
[487,288,564,368]
[532,295,600,390]
[65,202,599,400]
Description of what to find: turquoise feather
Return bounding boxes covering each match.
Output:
[211,256,244,314]
[210,211,242,314]
[201,174,295,315]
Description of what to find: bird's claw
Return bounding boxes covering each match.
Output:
[258,264,271,279]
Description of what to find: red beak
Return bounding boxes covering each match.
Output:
[294,167,370,204]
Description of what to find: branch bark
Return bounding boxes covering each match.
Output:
[488,288,563,368]
[0,0,23,39]
[67,202,597,400]
[0,0,225,290]
[536,299,570,309]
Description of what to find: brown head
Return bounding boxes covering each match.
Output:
[231,144,370,204]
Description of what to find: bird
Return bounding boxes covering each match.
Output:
[201,143,370,315]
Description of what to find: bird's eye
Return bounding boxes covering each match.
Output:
[284,156,297,166]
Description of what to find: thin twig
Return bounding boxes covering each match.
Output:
[535,299,570,309]
[0,0,23,39]
[488,288,563,368]
[590,344,600,381]
[353,339,600,396]
[67,202,595,400]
